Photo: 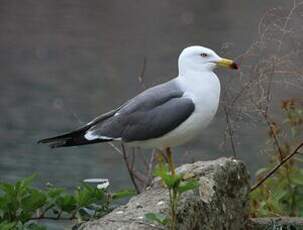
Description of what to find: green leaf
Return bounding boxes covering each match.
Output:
[272,188,288,202]
[75,183,102,207]
[112,189,136,200]
[0,196,8,210]
[20,175,37,188]
[0,174,116,223]
[153,164,169,177]
[0,221,17,230]
[0,183,14,195]
[22,189,47,212]
[291,173,303,186]
[154,165,182,189]
[176,180,199,194]
[56,194,77,212]
[144,212,168,225]
[47,187,65,199]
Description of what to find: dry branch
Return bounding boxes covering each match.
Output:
[250,141,303,192]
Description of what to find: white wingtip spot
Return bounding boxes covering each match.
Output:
[84,131,98,140]
[85,131,114,141]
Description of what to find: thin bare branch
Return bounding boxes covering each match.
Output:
[223,105,237,158]
[121,144,141,194]
[261,112,284,160]
[107,142,123,156]
[138,57,147,89]
[250,141,303,192]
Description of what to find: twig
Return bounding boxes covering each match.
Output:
[263,57,276,117]
[277,0,302,51]
[223,105,237,158]
[130,148,136,171]
[107,142,123,156]
[221,81,238,158]
[129,168,148,184]
[250,141,303,192]
[108,142,147,191]
[145,150,156,188]
[138,57,147,89]
[121,144,141,194]
[261,111,284,160]
[250,92,284,161]
[141,150,151,172]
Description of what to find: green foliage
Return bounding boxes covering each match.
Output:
[144,212,168,225]
[250,99,303,217]
[0,176,134,229]
[153,165,199,194]
[176,179,199,194]
[154,165,182,189]
[112,189,136,200]
[0,221,47,230]
[0,174,46,226]
[145,164,199,230]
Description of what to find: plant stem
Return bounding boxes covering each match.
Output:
[168,188,177,230]
[172,190,178,230]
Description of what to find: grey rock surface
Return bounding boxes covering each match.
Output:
[80,157,250,230]
[248,217,303,230]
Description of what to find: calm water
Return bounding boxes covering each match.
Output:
[0,0,289,195]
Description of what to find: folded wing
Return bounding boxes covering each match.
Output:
[38,80,195,148]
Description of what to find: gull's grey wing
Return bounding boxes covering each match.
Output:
[87,80,195,142]
[38,79,195,148]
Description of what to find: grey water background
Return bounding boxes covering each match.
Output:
[0,0,290,194]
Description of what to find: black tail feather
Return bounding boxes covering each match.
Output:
[37,126,110,148]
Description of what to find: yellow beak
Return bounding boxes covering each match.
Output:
[216,58,238,70]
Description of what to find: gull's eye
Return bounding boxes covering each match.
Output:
[201,53,208,57]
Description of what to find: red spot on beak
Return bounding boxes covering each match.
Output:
[230,62,239,70]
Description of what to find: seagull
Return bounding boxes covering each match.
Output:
[38,46,238,174]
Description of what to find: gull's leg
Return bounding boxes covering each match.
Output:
[155,149,166,187]
[166,147,176,176]
[155,148,165,170]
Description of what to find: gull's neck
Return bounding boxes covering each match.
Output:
[177,66,219,85]
[176,67,221,100]
[176,58,221,97]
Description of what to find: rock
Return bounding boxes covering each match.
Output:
[248,217,303,230]
[80,157,250,230]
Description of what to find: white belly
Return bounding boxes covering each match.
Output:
[127,72,221,149]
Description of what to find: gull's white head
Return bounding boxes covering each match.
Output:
[178,46,238,75]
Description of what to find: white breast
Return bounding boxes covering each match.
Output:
[128,72,221,149]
